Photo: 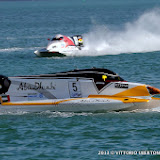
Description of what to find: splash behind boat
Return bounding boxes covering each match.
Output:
[0,68,160,113]
[34,34,84,57]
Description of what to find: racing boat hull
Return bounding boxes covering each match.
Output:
[0,96,160,113]
[34,48,65,57]
[0,68,160,113]
[34,35,84,57]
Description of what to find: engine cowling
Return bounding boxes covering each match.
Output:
[0,75,11,94]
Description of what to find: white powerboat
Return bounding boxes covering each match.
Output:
[0,68,160,113]
[34,34,84,57]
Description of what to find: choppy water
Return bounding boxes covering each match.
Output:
[1,0,160,159]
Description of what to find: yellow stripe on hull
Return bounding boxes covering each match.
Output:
[0,96,149,106]
[0,98,84,106]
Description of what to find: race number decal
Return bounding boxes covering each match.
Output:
[69,81,82,98]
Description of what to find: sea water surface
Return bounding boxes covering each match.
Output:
[1,0,160,159]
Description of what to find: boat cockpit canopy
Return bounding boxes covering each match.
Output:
[51,34,64,41]
[39,68,125,82]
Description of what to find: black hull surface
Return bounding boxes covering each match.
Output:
[38,51,65,57]
[34,48,65,57]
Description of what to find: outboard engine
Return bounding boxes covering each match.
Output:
[72,35,83,47]
[0,75,11,94]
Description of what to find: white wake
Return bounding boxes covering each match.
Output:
[70,9,160,56]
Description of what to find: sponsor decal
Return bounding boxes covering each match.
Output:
[115,83,128,89]
[61,43,65,48]
[28,93,44,100]
[17,82,56,91]
[80,99,110,103]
